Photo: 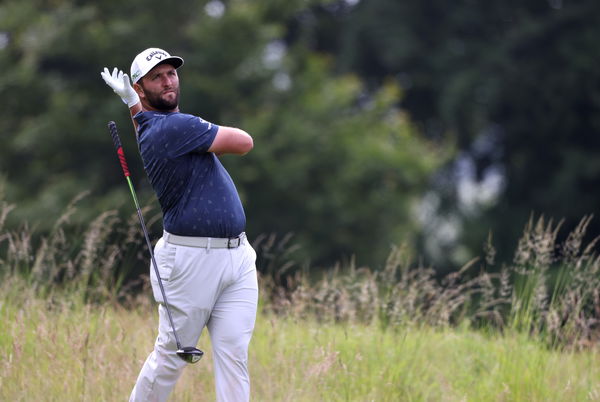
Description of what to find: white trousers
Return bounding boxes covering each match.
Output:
[130,234,259,402]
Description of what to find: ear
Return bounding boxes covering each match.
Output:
[133,82,145,99]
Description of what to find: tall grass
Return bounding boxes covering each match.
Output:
[1,197,599,347]
[0,194,155,308]
[256,215,599,349]
[1,294,599,401]
[0,197,599,400]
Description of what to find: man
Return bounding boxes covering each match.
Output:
[101,47,258,402]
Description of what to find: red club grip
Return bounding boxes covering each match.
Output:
[108,121,130,177]
[117,147,130,177]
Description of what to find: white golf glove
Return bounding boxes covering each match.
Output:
[100,67,140,107]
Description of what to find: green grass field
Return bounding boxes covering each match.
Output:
[1,206,599,401]
[1,290,599,401]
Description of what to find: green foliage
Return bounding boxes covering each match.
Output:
[0,0,446,267]
[310,0,600,266]
[232,56,448,265]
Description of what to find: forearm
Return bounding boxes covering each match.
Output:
[129,103,142,132]
[208,127,254,155]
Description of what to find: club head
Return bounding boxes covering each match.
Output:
[177,347,204,364]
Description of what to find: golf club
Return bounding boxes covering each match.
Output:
[108,121,203,364]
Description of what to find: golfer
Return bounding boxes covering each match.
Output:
[101,48,258,402]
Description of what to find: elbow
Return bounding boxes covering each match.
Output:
[244,135,254,154]
[239,131,254,155]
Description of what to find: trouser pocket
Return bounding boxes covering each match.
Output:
[150,238,177,303]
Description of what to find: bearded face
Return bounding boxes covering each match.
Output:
[141,83,180,111]
[137,64,180,112]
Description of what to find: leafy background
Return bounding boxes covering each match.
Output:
[1,0,598,275]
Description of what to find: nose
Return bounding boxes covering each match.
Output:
[160,75,174,87]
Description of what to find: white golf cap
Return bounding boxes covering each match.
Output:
[130,47,184,84]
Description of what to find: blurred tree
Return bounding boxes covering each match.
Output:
[232,56,447,266]
[303,0,600,266]
[0,0,447,268]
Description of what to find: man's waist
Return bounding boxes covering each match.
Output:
[163,231,245,249]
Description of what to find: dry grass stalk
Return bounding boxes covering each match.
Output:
[0,196,598,348]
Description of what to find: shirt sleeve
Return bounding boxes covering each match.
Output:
[164,113,219,158]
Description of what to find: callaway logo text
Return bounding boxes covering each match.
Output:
[146,50,168,61]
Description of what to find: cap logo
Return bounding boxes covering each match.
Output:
[146,50,168,61]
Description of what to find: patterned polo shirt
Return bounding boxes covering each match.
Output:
[135,111,246,237]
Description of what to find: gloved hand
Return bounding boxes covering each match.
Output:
[100,67,140,107]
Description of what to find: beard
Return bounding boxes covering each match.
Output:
[142,85,180,111]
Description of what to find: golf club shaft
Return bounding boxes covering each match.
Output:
[108,121,183,350]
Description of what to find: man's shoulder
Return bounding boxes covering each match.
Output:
[137,111,216,143]
[137,111,194,132]
[165,112,217,133]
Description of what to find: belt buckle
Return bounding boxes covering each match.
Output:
[227,237,240,249]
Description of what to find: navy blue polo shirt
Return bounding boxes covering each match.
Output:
[134,111,246,238]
